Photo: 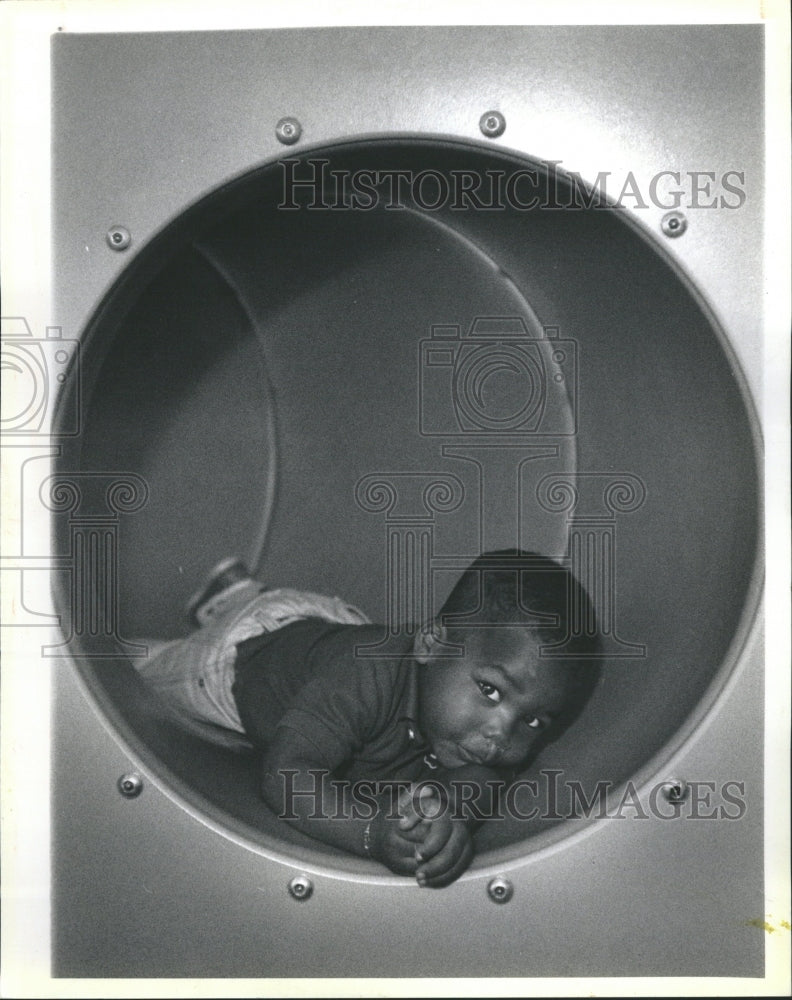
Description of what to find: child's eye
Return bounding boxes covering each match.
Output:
[477,681,501,703]
[526,717,542,729]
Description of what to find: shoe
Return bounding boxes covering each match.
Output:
[186,557,252,626]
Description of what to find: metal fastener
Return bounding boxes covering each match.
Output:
[661,211,687,238]
[487,876,514,904]
[106,226,131,251]
[275,117,302,145]
[661,778,689,803]
[117,773,143,798]
[479,111,506,139]
[288,874,313,901]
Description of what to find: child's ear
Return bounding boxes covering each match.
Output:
[413,620,447,663]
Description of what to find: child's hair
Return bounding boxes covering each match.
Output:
[439,549,602,729]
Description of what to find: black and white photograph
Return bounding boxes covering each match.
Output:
[1,1,789,996]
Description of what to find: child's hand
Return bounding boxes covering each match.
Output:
[413,807,474,888]
[397,784,475,888]
[368,784,475,885]
[395,783,437,839]
[367,785,434,875]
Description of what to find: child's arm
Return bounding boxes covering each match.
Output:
[259,736,500,883]
[396,762,504,887]
[260,743,427,875]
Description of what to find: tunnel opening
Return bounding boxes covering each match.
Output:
[52,138,761,868]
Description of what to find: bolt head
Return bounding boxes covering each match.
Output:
[275,117,302,146]
[487,876,514,903]
[106,226,131,251]
[661,778,689,803]
[288,874,313,900]
[479,110,506,139]
[117,772,143,798]
[661,211,687,238]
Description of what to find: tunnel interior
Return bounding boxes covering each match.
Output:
[53,139,760,864]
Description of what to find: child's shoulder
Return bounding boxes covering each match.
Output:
[306,621,416,674]
[235,618,413,686]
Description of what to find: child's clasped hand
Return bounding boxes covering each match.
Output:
[368,784,474,888]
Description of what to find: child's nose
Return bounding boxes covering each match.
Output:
[482,707,518,743]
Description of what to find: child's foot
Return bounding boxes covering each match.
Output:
[186,557,253,626]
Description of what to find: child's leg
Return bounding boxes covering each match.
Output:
[131,570,371,744]
[187,557,263,627]
[131,579,267,733]
[193,579,264,626]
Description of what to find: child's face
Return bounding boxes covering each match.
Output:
[415,625,574,770]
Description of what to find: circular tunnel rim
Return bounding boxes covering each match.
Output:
[52,133,765,879]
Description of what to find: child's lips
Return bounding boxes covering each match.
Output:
[459,743,503,766]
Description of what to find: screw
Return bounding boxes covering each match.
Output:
[288,874,313,901]
[661,211,687,238]
[117,773,143,798]
[661,778,689,803]
[275,117,302,146]
[106,226,131,251]
[487,876,514,904]
[479,110,506,139]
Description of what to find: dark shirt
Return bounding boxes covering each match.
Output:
[232,619,433,782]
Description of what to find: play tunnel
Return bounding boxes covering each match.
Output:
[53,138,760,858]
[46,26,764,979]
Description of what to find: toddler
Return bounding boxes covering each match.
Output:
[135,550,600,886]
